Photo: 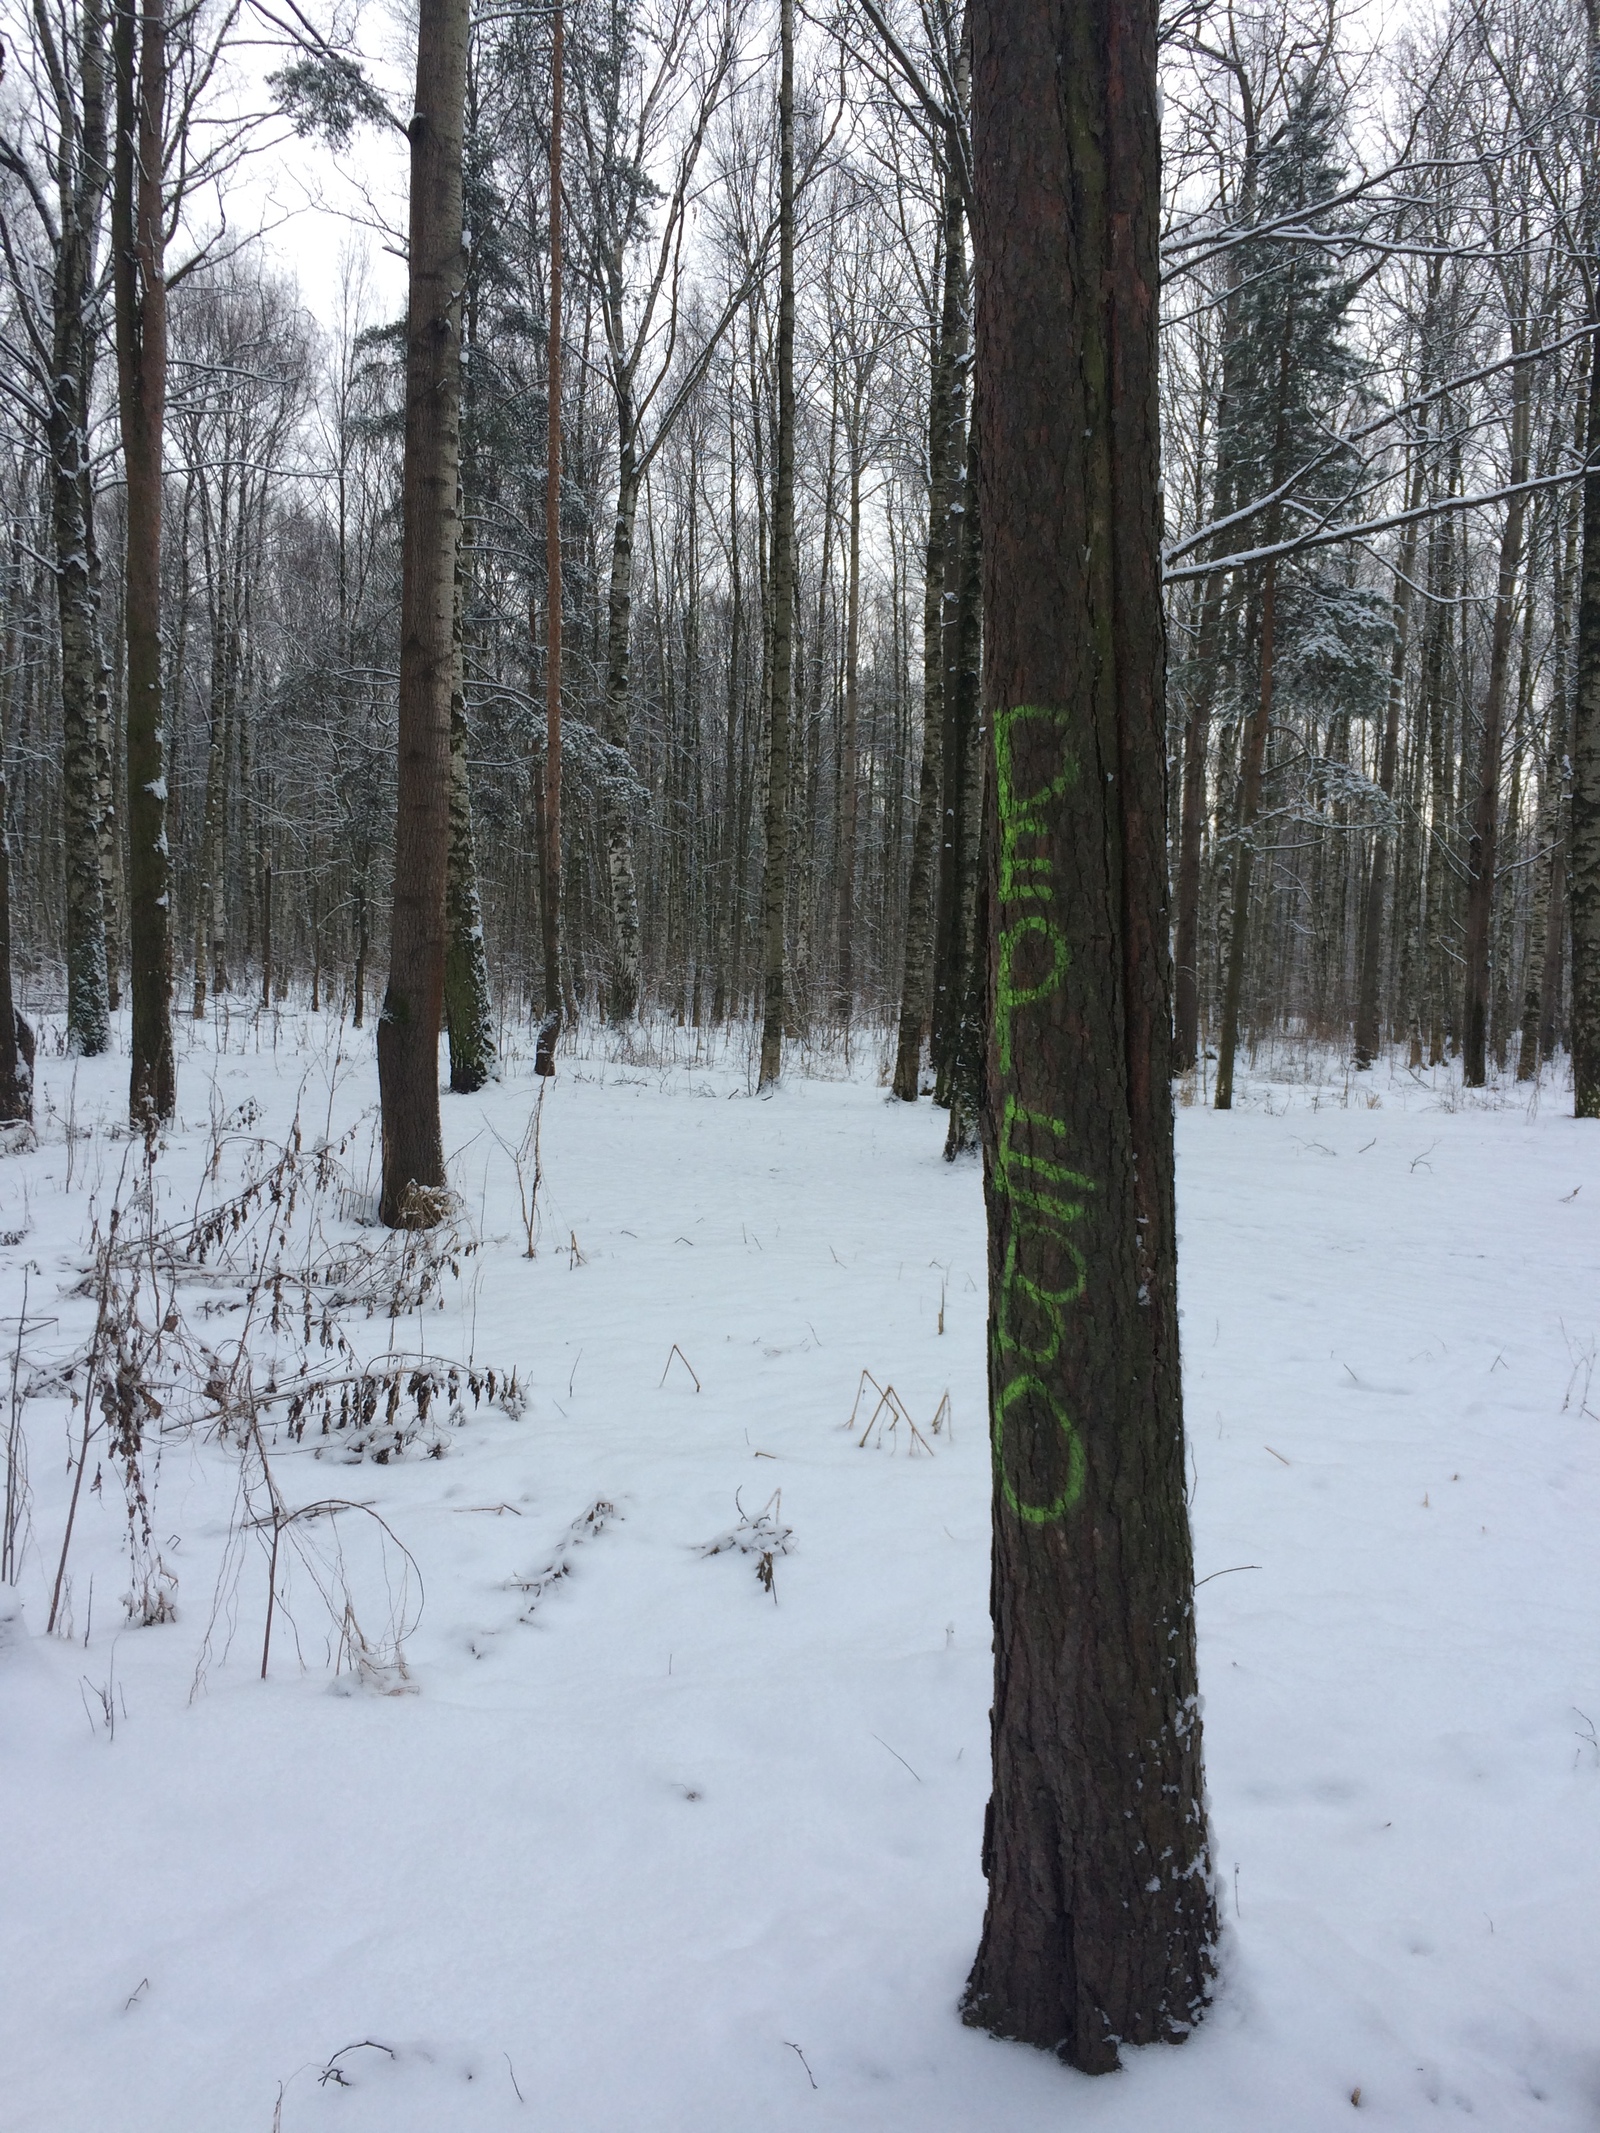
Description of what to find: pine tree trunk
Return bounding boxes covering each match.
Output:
[757,0,795,1092]
[113,0,174,1124]
[963,0,1216,2067]
[378,0,468,1223]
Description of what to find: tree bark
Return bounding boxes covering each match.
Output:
[892,180,962,1100]
[52,0,112,1058]
[1461,359,1531,1088]
[963,0,1215,2068]
[1214,564,1275,1110]
[600,448,644,1022]
[444,606,495,1091]
[0,552,32,1126]
[833,450,862,1026]
[942,403,985,1155]
[378,0,468,1222]
[536,0,565,1078]
[757,0,795,1092]
[1353,505,1420,1067]
[113,0,174,1124]
[1573,340,1600,1115]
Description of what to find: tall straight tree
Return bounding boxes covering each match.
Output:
[113,0,174,1123]
[1575,344,1600,1116]
[377,0,469,1224]
[1570,0,1600,1118]
[757,0,796,1091]
[961,0,1216,2070]
[536,0,565,1080]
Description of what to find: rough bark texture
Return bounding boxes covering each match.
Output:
[378,0,468,1223]
[113,0,174,1124]
[0,687,32,1125]
[931,214,973,1097]
[536,1,565,1080]
[942,410,985,1156]
[1573,344,1600,1117]
[444,637,495,1092]
[962,0,1216,2069]
[52,0,112,1057]
[756,0,795,1092]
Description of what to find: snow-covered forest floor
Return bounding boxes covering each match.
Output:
[1,1010,1596,2132]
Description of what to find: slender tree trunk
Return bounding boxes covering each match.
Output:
[942,402,986,1155]
[49,0,112,1058]
[444,595,495,1091]
[192,598,231,1019]
[377,0,469,1222]
[1214,564,1276,1110]
[352,864,369,1029]
[963,0,1215,2067]
[892,182,961,1100]
[113,0,174,1123]
[757,0,795,1092]
[0,551,32,1125]
[931,215,973,1094]
[1172,565,1228,1073]
[260,853,273,1008]
[1353,506,1420,1066]
[536,0,565,1078]
[1462,361,1530,1087]
[1421,460,1458,1065]
[601,447,644,1022]
[834,450,862,1026]
[1573,340,1600,1115]
[97,637,122,1011]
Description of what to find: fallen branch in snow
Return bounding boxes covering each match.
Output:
[318,2039,395,2087]
[513,1500,620,1616]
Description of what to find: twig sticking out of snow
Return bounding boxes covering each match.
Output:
[659,1343,701,1392]
[698,1488,793,1599]
[844,1368,941,1455]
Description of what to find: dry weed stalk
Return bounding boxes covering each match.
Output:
[698,1488,793,1598]
[844,1368,944,1455]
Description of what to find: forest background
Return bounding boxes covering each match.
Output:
[0,0,1591,1110]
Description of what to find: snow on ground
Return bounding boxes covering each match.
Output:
[0,1010,1597,2133]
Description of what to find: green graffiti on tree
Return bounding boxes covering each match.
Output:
[991,707,1090,1521]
